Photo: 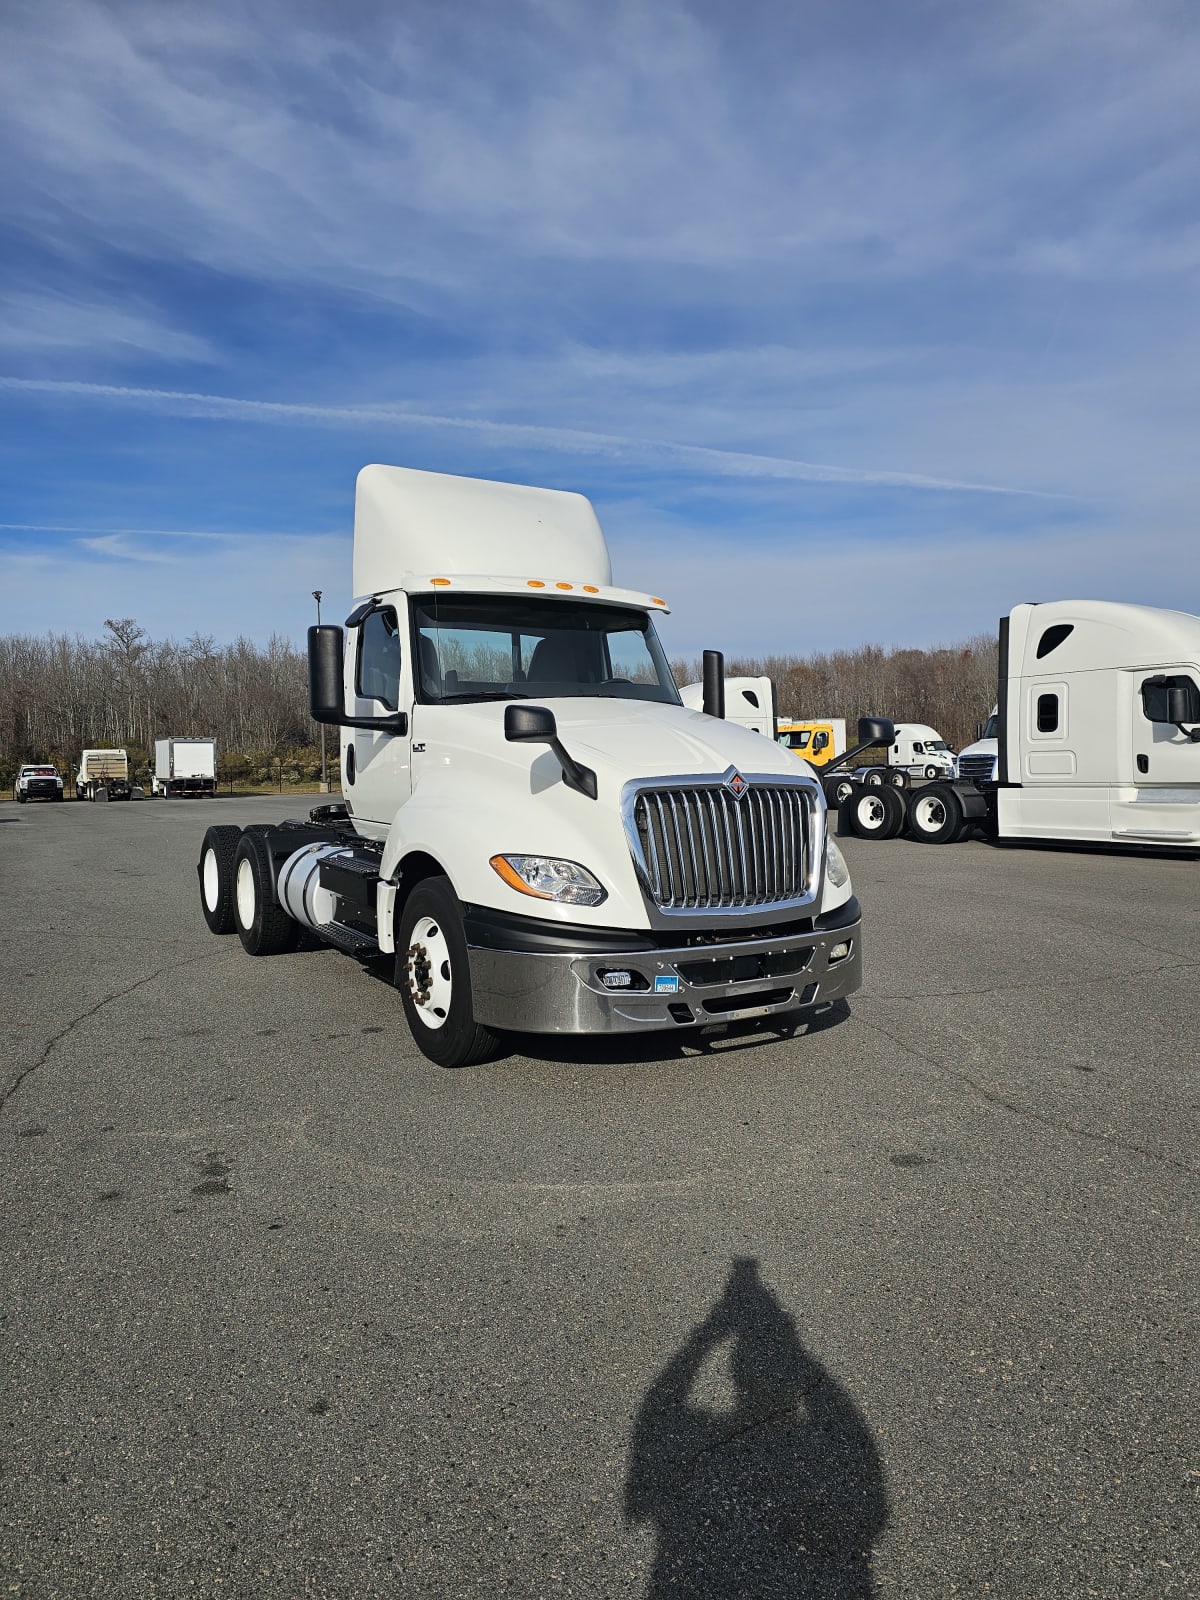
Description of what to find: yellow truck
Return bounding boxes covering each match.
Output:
[776,719,846,769]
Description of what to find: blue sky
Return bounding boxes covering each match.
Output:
[1,0,1197,658]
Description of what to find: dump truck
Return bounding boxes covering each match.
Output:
[76,748,131,801]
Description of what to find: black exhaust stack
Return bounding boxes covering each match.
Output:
[702,650,725,719]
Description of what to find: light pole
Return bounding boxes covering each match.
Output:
[312,590,328,791]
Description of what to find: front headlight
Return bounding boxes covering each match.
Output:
[824,837,851,889]
[490,855,607,907]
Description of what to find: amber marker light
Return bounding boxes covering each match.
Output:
[430,577,451,586]
[651,597,667,606]
[583,585,600,594]
[555,581,573,590]
[489,855,548,897]
[527,579,546,588]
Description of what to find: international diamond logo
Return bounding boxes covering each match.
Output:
[724,768,748,800]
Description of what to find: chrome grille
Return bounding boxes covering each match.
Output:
[630,782,810,910]
[957,754,996,781]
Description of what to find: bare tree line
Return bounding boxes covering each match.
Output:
[0,619,999,786]
[0,619,323,786]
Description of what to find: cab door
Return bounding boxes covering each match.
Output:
[342,603,413,829]
[1133,671,1200,787]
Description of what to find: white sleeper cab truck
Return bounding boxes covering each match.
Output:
[680,676,777,740]
[153,737,217,798]
[196,465,885,1067]
[839,601,1200,848]
[76,748,131,801]
[956,709,999,784]
[15,764,65,802]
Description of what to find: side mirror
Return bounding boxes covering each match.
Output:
[857,716,895,746]
[309,623,407,734]
[813,732,829,752]
[1166,686,1191,724]
[974,722,983,742]
[308,625,344,724]
[504,703,597,800]
[505,704,558,743]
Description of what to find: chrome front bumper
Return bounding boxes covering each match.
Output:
[467,912,862,1035]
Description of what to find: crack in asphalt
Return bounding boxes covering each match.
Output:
[854,1008,1194,1174]
[0,949,232,1117]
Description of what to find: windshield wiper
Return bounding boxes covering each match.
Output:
[434,690,530,703]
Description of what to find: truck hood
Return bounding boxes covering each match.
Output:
[413,696,808,790]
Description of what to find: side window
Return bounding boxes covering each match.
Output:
[912,742,924,754]
[1036,623,1074,660]
[1036,692,1059,733]
[1141,674,1200,722]
[357,608,401,710]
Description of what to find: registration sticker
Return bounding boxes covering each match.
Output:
[653,974,680,994]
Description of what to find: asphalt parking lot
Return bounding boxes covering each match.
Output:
[1,796,1197,1599]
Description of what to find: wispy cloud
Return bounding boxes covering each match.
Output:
[0,376,1070,498]
[0,290,215,362]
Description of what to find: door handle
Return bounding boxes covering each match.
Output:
[1136,754,1148,774]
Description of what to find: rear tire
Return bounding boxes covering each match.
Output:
[846,783,905,840]
[824,774,855,809]
[233,830,300,955]
[864,768,885,788]
[907,784,966,844]
[396,876,500,1068]
[198,825,243,934]
[888,769,908,789]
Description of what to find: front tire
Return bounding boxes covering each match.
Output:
[395,876,499,1068]
[924,765,939,780]
[907,784,967,844]
[198,825,243,934]
[233,830,300,955]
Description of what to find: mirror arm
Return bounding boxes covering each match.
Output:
[548,738,598,800]
[1175,723,1200,743]
[314,710,408,735]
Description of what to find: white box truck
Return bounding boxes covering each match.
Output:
[153,738,217,798]
[195,465,885,1067]
[76,748,131,801]
[838,601,1200,847]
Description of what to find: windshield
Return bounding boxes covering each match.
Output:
[925,740,950,752]
[777,730,810,749]
[982,714,998,740]
[411,593,681,705]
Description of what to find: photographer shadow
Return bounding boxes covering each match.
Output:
[626,1258,887,1598]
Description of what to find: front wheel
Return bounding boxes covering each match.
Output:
[924,765,940,780]
[907,784,967,844]
[395,876,499,1068]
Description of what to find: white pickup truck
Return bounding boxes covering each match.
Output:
[196,465,886,1066]
[15,764,65,802]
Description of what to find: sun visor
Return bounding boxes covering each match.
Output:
[353,465,612,598]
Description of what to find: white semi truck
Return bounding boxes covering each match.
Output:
[153,737,217,798]
[840,600,1200,847]
[680,676,777,739]
[196,465,885,1067]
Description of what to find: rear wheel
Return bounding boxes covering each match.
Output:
[198,825,243,934]
[845,783,905,840]
[888,769,908,789]
[907,784,967,844]
[233,830,300,955]
[396,876,499,1068]
[863,768,884,787]
[824,774,855,809]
